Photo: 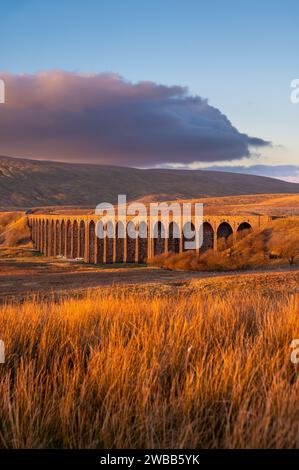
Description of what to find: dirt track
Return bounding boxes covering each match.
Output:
[0,256,298,302]
[0,257,207,301]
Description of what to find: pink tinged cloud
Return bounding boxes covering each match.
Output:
[0,71,270,167]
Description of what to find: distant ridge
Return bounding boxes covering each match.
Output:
[0,155,298,208]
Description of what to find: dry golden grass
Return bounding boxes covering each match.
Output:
[0,283,298,449]
[0,212,31,247]
[174,194,299,217]
[31,194,299,216]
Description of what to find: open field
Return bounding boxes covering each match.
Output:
[0,251,298,302]
[2,193,299,217]
[0,272,298,448]
[185,193,299,217]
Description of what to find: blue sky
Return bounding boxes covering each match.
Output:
[0,0,298,179]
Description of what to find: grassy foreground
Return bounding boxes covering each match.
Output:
[0,284,298,449]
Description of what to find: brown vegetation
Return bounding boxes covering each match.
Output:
[0,212,31,247]
[269,221,299,265]
[0,282,298,448]
[28,194,299,217]
[152,218,299,271]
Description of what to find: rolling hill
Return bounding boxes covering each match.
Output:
[0,155,298,208]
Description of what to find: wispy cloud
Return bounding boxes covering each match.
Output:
[190,164,299,183]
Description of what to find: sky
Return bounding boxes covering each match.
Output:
[0,0,298,181]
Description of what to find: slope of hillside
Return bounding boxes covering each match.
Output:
[0,155,299,208]
[0,212,31,246]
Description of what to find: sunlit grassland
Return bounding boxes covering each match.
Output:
[0,283,298,448]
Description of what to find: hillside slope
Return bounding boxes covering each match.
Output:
[0,155,298,207]
[0,212,31,246]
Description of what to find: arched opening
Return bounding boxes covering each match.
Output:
[96,221,104,264]
[36,221,40,250]
[88,221,95,263]
[41,220,45,253]
[73,221,78,258]
[43,221,48,255]
[79,221,85,259]
[105,221,114,263]
[45,220,49,255]
[66,220,72,258]
[202,222,214,252]
[61,220,66,256]
[154,221,165,256]
[168,221,180,253]
[31,220,35,248]
[182,222,195,251]
[126,221,136,263]
[55,220,60,256]
[88,221,96,263]
[50,221,55,256]
[34,220,37,248]
[237,222,252,240]
[138,221,148,263]
[40,220,43,252]
[115,222,125,263]
[217,222,233,251]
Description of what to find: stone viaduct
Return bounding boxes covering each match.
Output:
[28,213,271,264]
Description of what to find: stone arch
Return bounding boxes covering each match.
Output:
[42,220,46,253]
[30,219,34,246]
[37,220,40,250]
[237,222,252,240]
[88,220,96,263]
[50,220,55,256]
[37,220,40,251]
[45,220,49,255]
[168,221,180,253]
[39,221,41,247]
[41,220,45,254]
[96,220,104,263]
[55,220,60,256]
[138,221,148,263]
[105,221,114,263]
[202,222,214,252]
[33,220,36,249]
[34,220,38,248]
[217,222,233,251]
[115,221,125,263]
[126,221,136,263]
[154,221,165,256]
[40,220,43,252]
[79,221,85,259]
[73,220,79,258]
[182,222,195,251]
[31,220,36,247]
[61,220,66,256]
[66,220,72,258]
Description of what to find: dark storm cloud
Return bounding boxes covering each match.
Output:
[0,72,270,166]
